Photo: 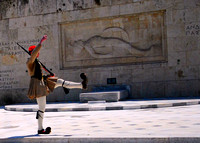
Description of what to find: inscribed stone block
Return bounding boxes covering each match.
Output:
[185,22,200,37]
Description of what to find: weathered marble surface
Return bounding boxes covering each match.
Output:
[0,0,199,104]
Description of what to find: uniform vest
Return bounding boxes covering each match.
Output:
[31,60,42,80]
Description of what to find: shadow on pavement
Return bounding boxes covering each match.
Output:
[8,134,39,139]
[7,134,72,139]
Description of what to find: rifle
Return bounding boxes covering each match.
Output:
[16,42,55,76]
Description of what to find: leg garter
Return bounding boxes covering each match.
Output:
[36,110,44,119]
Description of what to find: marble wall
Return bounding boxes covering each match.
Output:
[60,10,166,68]
[0,0,199,105]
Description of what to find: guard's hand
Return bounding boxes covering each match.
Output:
[40,35,47,44]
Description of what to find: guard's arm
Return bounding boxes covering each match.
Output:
[26,35,47,65]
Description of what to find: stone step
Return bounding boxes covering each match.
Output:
[79,90,128,102]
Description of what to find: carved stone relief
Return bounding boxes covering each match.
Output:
[60,10,166,68]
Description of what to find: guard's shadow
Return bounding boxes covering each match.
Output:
[8,134,39,139]
[8,134,72,139]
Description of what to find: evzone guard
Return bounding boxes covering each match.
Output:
[26,35,88,134]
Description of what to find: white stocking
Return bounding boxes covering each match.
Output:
[36,96,46,130]
[54,78,82,89]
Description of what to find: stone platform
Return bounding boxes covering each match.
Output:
[80,90,128,102]
[4,98,200,112]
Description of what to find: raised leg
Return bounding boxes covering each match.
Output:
[54,79,82,89]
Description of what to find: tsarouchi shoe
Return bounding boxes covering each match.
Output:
[38,127,51,134]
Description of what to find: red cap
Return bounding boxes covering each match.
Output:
[28,45,36,52]
[28,45,39,57]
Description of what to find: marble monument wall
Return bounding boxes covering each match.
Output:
[0,0,199,105]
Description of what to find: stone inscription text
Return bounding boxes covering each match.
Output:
[0,39,40,65]
[185,22,200,36]
[0,70,19,89]
[0,39,39,89]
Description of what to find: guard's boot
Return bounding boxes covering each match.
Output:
[80,73,88,90]
[38,127,51,134]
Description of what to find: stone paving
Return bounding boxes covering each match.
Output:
[1,99,200,142]
[4,98,200,112]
